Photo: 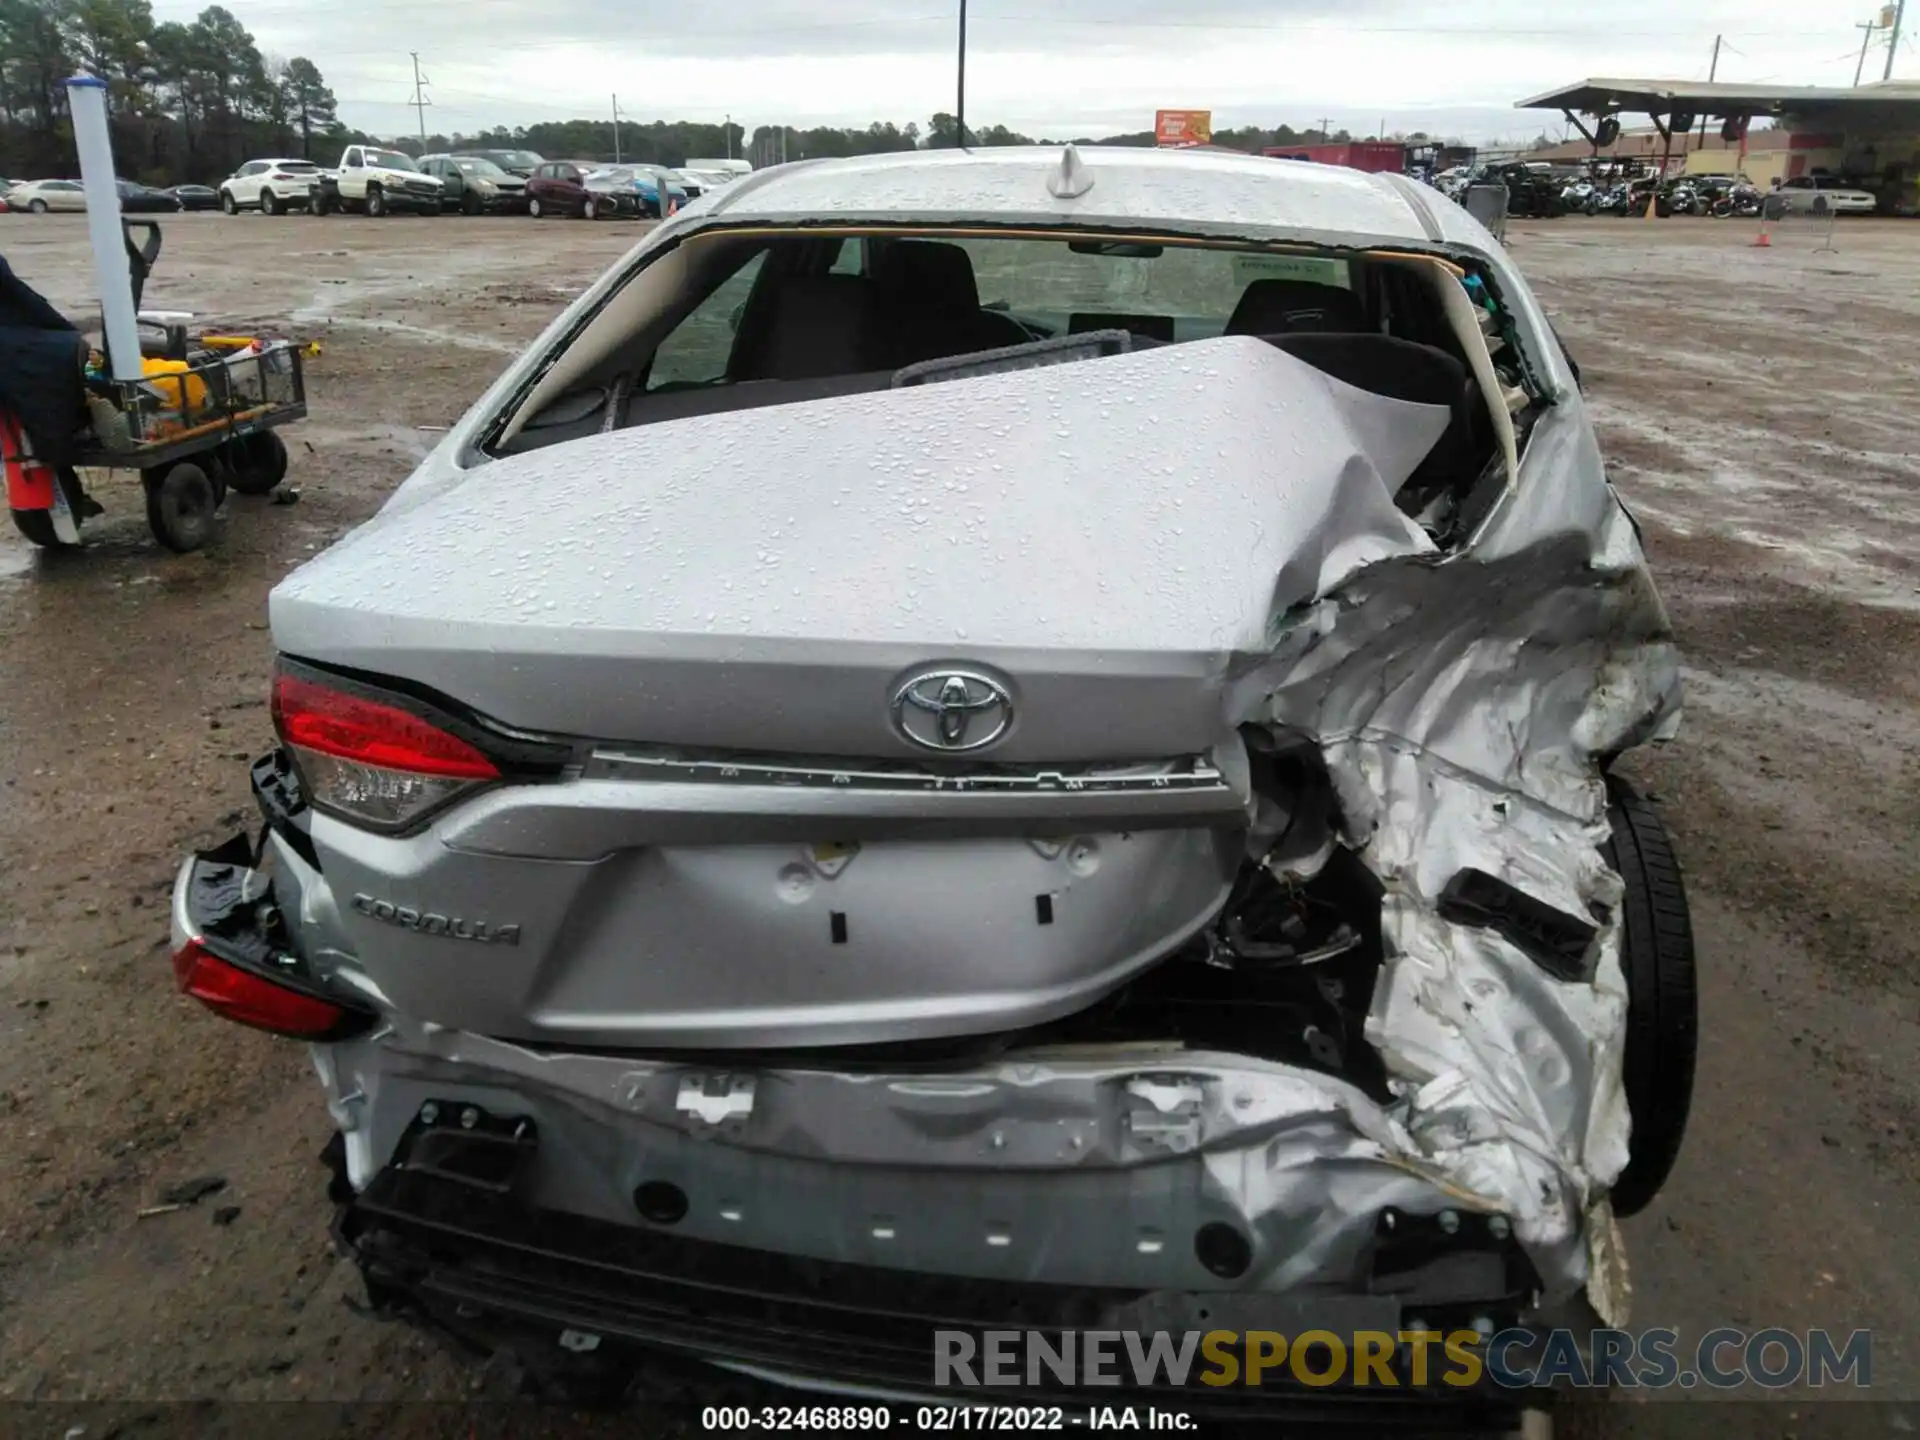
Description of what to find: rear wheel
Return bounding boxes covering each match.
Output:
[10,507,61,546]
[261,187,281,216]
[1603,771,1698,1217]
[221,430,289,495]
[144,461,218,552]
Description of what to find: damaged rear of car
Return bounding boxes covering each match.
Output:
[169,146,1695,1413]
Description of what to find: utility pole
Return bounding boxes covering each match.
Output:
[1698,35,1721,154]
[1856,21,1878,85]
[1315,116,1331,139]
[408,52,430,146]
[611,94,622,164]
[956,0,968,147]
[1886,0,1907,80]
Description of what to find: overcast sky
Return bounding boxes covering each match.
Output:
[153,0,1901,144]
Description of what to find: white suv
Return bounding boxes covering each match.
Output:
[220,158,322,215]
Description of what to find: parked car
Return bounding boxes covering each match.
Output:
[452,148,545,179]
[673,166,737,198]
[311,145,443,216]
[588,164,689,216]
[166,183,221,211]
[1490,161,1565,218]
[524,160,642,218]
[219,157,323,214]
[1775,174,1879,215]
[116,179,181,213]
[419,154,527,214]
[171,145,1697,1414]
[6,178,86,213]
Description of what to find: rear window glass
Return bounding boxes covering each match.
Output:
[947,238,1351,338]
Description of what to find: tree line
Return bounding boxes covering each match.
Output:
[397,116,1398,171]
[0,0,353,183]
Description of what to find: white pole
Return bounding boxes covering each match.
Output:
[65,71,142,383]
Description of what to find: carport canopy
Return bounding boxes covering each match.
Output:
[1517,77,1920,130]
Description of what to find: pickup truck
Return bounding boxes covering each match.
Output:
[310,144,444,217]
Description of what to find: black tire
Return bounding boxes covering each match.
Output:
[1602,771,1698,1217]
[261,187,281,216]
[10,507,62,546]
[365,185,386,218]
[220,189,238,215]
[527,196,544,219]
[29,198,49,214]
[222,430,289,495]
[462,190,482,216]
[144,461,218,552]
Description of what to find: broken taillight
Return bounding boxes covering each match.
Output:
[171,937,359,1039]
[272,665,500,830]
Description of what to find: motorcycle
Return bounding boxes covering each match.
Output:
[1711,183,1763,219]
[1590,183,1633,215]
[1562,179,1597,214]
[1656,181,1703,218]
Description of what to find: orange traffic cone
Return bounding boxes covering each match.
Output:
[1752,222,1772,248]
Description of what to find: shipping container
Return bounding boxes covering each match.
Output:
[1260,141,1407,173]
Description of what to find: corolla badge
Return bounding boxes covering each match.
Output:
[891,669,1014,753]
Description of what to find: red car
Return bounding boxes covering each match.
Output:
[523,160,639,220]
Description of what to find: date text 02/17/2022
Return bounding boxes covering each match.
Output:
[699,1405,1197,1431]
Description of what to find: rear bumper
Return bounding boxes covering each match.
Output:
[329,1105,1543,1424]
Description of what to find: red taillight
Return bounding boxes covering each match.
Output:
[172,937,351,1039]
[272,672,498,779]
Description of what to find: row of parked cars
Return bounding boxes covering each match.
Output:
[1,149,748,220]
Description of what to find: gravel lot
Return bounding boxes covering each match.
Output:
[0,210,1915,1435]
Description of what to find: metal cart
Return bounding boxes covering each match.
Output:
[71,328,308,553]
[5,219,309,553]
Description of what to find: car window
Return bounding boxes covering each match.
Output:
[647,251,769,391]
[1784,177,1810,189]
[279,161,317,173]
[950,238,1351,333]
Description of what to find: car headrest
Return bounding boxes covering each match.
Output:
[1261,332,1468,413]
[873,241,981,311]
[733,274,897,382]
[1226,280,1368,335]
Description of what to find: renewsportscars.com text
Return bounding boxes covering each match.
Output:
[934,1327,1872,1390]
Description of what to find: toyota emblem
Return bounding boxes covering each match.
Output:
[890,669,1014,753]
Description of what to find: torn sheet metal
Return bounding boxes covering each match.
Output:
[1228,389,1679,1305]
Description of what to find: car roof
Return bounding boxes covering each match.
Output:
[694,146,1458,247]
